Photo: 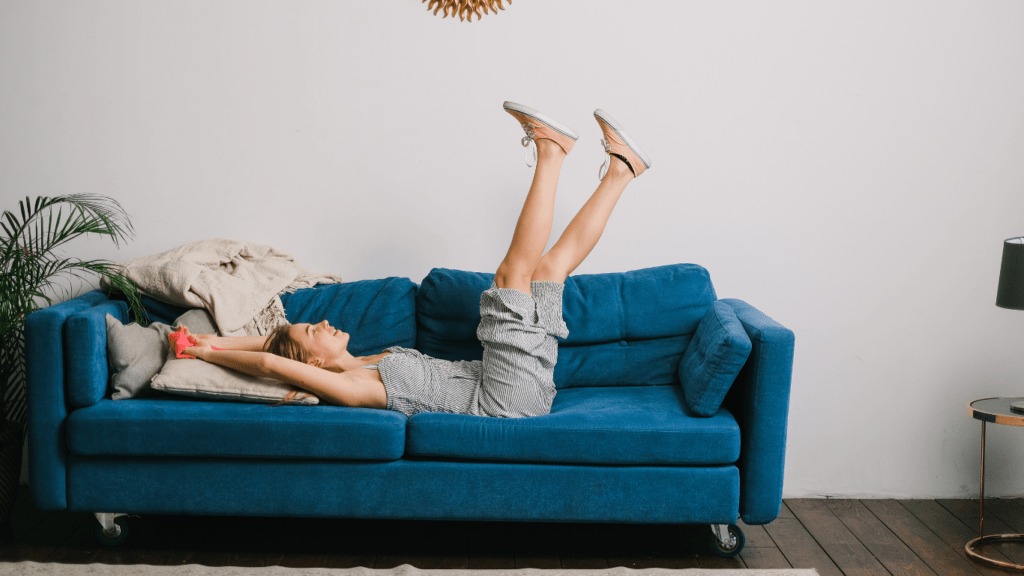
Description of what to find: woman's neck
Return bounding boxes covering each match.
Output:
[323,352,361,373]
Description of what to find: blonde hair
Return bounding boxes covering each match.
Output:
[263,323,316,407]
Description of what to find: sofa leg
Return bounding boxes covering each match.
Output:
[709,523,744,557]
[94,512,131,546]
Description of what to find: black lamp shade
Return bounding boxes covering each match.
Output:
[997,237,1024,310]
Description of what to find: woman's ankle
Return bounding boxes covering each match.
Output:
[536,138,567,159]
[606,154,634,179]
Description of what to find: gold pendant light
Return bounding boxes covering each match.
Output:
[423,0,511,22]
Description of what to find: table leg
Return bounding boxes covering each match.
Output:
[980,420,985,538]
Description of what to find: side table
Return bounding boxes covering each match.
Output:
[966,397,1024,571]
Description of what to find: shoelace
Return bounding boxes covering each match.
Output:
[598,137,614,180]
[521,122,538,167]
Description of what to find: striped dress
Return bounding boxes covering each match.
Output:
[365,281,569,418]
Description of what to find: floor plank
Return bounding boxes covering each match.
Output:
[268,516,333,569]
[21,497,1024,575]
[738,518,777,548]
[824,499,938,576]
[552,522,608,569]
[899,499,1014,576]
[1,496,51,548]
[862,499,987,576]
[511,521,560,569]
[463,521,517,570]
[937,499,1024,567]
[641,524,700,569]
[47,513,180,566]
[740,546,792,569]
[0,510,91,562]
[977,498,1024,533]
[604,524,655,569]
[321,518,377,569]
[763,515,844,576]
[786,498,889,576]
[373,519,469,569]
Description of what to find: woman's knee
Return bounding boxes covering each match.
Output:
[531,255,568,284]
[494,263,534,294]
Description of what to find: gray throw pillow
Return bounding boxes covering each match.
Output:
[105,308,221,400]
[105,315,173,400]
[173,308,219,336]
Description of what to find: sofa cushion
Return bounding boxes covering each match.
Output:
[105,313,173,400]
[105,308,220,401]
[280,277,417,356]
[66,397,406,460]
[406,384,740,465]
[416,264,717,388]
[679,300,752,417]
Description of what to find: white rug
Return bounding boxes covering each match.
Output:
[0,563,819,576]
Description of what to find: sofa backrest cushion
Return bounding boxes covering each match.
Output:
[416,264,717,388]
[279,277,417,357]
[679,300,752,417]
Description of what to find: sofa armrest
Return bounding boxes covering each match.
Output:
[25,290,107,511]
[719,298,795,525]
[66,300,128,408]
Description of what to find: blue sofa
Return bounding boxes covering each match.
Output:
[25,263,794,555]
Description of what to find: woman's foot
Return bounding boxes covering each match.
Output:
[594,109,651,180]
[504,101,579,166]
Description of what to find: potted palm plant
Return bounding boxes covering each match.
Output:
[0,194,147,542]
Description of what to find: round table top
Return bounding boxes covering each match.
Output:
[968,397,1024,427]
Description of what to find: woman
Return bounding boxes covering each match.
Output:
[183,101,651,417]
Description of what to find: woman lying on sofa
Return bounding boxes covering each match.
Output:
[181,101,651,418]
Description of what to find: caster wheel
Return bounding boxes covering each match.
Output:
[94,516,130,547]
[709,524,744,557]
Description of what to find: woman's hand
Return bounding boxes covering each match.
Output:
[172,325,214,360]
[192,332,221,348]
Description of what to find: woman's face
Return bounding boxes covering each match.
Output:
[289,320,351,366]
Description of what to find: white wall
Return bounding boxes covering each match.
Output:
[3,0,1024,499]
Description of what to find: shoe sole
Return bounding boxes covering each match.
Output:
[593,109,651,169]
[503,101,579,141]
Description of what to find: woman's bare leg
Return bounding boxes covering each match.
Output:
[532,155,633,284]
[494,138,566,294]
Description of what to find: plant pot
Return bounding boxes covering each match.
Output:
[0,421,25,537]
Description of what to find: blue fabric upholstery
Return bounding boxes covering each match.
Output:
[27,267,793,532]
[138,295,189,325]
[279,278,417,356]
[415,268,494,361]
[67,398,407,461]
[719,299,795,525]
[407,385,739,465]
[25,289,107,511]
[416,264,716,388]
[65,301,129,409]
[679,301,752,417]
[66,456,740,524]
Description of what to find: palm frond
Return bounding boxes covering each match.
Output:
[1,195,134,265]
[0,194,146,421]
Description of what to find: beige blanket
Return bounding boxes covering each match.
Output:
[101,238,344,336]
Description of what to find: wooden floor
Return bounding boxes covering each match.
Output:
[2,484,1022,574]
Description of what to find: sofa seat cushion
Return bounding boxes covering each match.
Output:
[67,397,407,461]
[406,385,740,465]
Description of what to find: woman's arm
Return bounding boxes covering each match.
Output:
[187,345,364,407]
[192,333,268,352]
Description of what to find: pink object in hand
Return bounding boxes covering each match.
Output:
[168,327,199,359]
[168,326,222,359]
